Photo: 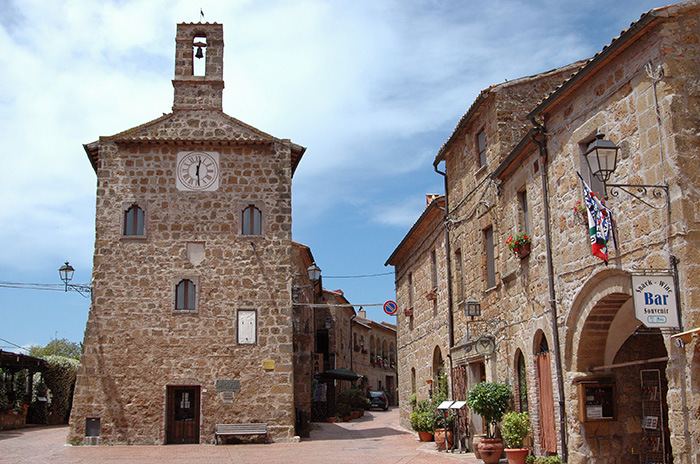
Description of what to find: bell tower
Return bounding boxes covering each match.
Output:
[172,23,224,111]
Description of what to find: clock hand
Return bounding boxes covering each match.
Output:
[195,158,202,185]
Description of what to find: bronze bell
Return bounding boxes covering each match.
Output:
[195,45,204,59]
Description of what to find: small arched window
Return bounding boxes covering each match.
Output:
[124,204,145,236]
[517,351,529,413]
[175,279,196,311]
[242,205,262,235]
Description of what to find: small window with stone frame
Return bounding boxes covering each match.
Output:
[175,278,197,312]
[241,204,262,236]
[484,226,495,288]
[476,129,487,169]
[123,203,145,237]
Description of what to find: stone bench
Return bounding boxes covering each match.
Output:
[215,423,268,444]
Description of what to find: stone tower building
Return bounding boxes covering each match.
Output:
[68,23,305,444]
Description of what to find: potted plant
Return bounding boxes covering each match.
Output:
[574,201,588,225]
[506,232,531,258]
[502,412,531,464]
[431,371,454,450]
[467,381,513,464]
[337,401,352,422]
[424,288,437,301]
[410,399,436,442]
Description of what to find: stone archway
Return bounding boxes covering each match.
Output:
[566,271,673,464]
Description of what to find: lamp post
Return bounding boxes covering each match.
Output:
[58,262,91,297]
[583,133,669,209]
[307,263,322,282]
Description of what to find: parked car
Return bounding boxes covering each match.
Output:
[369,390,389,411]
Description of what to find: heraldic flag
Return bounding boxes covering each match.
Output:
[577,172,616,264]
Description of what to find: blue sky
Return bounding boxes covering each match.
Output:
[0,0,671,351]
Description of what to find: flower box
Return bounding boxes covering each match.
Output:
[403,308,413,317]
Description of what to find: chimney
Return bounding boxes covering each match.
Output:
[426,194,440,206]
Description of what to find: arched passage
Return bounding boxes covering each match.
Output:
[567,272,673,464]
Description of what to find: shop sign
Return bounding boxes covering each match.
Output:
[631,274,679,329]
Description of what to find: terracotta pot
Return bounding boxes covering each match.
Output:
[351,411,361,419]
[326,417,336,423]
[418,431,434,442]
[516,242,531,259]
[472,434,486,459]
[342,415,351,422]
[434,428,454,450]
[477,438,504,464]
[505,448,529,464]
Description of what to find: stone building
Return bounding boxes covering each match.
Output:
[388,2,700,464]
[68,23,305,444]
[352,309,397,403]
[386,194,449,421]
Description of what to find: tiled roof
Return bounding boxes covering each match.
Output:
[84,110,305,174]
[432,62,586,166]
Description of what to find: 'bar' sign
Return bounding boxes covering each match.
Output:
[631,274,680,329]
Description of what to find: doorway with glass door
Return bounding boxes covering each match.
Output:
[166,385,200,444]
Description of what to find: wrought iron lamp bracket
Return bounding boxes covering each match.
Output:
[605,183,669,210]
[66,284,92,298]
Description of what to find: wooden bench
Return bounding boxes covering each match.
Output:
[215,423,268,444]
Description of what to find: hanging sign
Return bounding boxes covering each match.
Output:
[631,274,680,329]
[312,353,323,374]
[383,300,398,316]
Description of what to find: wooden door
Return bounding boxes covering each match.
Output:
[166,386,200,444]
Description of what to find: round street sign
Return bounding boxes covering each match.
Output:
[383,300,398,316]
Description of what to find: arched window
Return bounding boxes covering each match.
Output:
[175,279,196,311]
[517,351,528,413]
[242,205,262,235]
[124,204,145,236]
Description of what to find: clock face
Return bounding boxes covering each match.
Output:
[176,151,219,191]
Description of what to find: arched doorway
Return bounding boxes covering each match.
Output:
[571,287,673,464]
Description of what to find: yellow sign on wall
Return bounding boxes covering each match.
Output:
[262,360,275,370]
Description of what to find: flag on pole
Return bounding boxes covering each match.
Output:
[577,172,616,264]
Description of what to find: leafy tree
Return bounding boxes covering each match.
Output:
[43,356,80,422]
[28,338,81,360]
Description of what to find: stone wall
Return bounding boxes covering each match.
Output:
[390,198,449,430]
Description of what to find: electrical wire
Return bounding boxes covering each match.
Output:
[322,272,393,279]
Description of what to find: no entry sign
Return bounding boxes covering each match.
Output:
[383,300,398,316]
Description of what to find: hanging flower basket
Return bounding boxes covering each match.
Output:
[516,242,531,259]
[424,289,437,301]
[403,308,413,317]
[574,201,588,225]
[506,232,531,259]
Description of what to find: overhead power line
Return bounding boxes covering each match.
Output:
[0,281,70,292]
[323,271,394,279]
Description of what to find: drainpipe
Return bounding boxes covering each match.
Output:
[530,121,568,462]
[434,162,455,393]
